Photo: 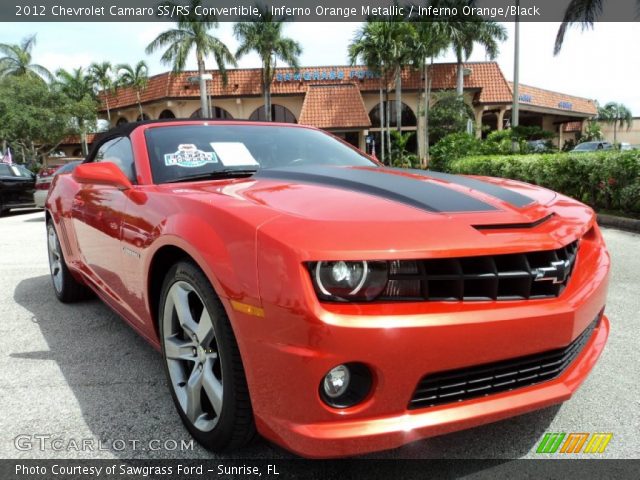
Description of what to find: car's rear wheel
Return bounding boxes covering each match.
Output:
[47,220,90,302]
[159,261,256,451]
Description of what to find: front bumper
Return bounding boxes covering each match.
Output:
[231,227,610,458]
[262,315,608,458]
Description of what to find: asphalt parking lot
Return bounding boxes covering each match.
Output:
[1,210,638,460]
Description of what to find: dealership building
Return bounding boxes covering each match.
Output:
[61,62,598,156]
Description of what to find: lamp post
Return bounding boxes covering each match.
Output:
[511,0,520,152]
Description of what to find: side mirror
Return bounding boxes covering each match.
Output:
[73,162,132,190]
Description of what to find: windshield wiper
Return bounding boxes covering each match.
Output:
[165,168,258,183]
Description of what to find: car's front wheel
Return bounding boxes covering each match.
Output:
[159,261,256,451]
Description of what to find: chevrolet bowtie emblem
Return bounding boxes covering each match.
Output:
[534,259,571,284]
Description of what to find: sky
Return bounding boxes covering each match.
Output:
[0,21,638,114]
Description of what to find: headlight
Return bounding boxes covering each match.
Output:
[310,260,388,301]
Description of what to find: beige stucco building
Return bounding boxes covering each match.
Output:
[59,62,598,156]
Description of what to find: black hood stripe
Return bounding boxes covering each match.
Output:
[256,166,498,213]
[411,170,534,208]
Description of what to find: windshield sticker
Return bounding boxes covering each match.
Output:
[164,144,218,168]
[210,142,259,167]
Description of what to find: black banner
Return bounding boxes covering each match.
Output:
[2,0,640,22]
[1,459,640,480]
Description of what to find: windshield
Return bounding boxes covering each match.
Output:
[145,124,377,184]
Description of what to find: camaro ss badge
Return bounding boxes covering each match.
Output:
[164,144,218,168]
[534,259,571,284]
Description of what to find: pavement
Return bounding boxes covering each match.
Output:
[0,209,638,460]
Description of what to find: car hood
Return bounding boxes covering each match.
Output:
[169,165,594,257]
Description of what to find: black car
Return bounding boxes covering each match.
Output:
[0,163,36,214]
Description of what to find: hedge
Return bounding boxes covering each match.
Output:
[444,151,640,215]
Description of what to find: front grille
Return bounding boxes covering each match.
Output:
[381,240,579,301]
[408,317,599,410]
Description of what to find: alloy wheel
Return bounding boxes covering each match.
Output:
[47,225,63,293]
[162,280,223,432]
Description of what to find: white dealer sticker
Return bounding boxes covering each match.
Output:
[210,142,259,167]
[164,144,218,168]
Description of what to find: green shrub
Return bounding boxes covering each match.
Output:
[429,133,483,171]
[446,151,640,214]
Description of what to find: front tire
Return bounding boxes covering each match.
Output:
[159,261,256,451]
[47,220,90,302]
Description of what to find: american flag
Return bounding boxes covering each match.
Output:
[1,147,12,165]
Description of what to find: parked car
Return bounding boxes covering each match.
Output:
[45,120,610,457]
[619,142,637,151]
[34,161,81,208]
[0,163,36,214]
[526,139,551,152]
[571,141,613,152]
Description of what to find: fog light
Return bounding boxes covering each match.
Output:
[319,362,373,409]
[323,365,350,398]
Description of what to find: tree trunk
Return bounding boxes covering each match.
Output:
[105,96,111,123]
[395,67,402,132]
[456,50,464,96]
[263,59,272,122]
[379,82,385,163]
[197,55,209,118]
[425,58,434,168]
[80,120,88,156]
[385,86,391,161]
[613,122,617,145]
[136,91,143,120]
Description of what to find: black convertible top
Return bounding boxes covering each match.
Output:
[86,118,257,161]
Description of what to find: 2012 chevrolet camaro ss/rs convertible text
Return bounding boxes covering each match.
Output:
[45,120,610,458]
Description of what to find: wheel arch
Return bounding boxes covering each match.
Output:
[147,244,198,340]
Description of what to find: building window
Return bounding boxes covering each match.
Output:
[116,117,128,126]
[249,105,297,123]
[137,113,151,121]
[368,102,417,128]
[190,107,234,119]
[159,109,176,119]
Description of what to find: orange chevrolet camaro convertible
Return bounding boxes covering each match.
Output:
[45,120,610,457]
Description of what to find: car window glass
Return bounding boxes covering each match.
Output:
[0,164,13,176]
[94,137,136,182]
[145,125,376,184]
[13,165,33,178]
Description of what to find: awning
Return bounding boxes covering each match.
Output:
[299,84,371,130]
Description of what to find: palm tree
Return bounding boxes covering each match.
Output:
[89,61,115,122]
[234,4,302,121]
[411,21,449,166]
[146,0,236,118]
[54,67,96,154]
[554,0,633,54]
[116,61,149,120]
[386,20,415,133]
[349,22,392,162]
[597,102,633,146]
[0,34,52,82]
[349,20,413,160]
[436,2,507,96]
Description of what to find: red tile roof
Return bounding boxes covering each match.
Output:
[60,133,97,146]
[508,82,597,116]
[299,84,371,129]
[100,62,514,111]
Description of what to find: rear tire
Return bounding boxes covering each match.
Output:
[159,261,256,451]
[47,220,90,302]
